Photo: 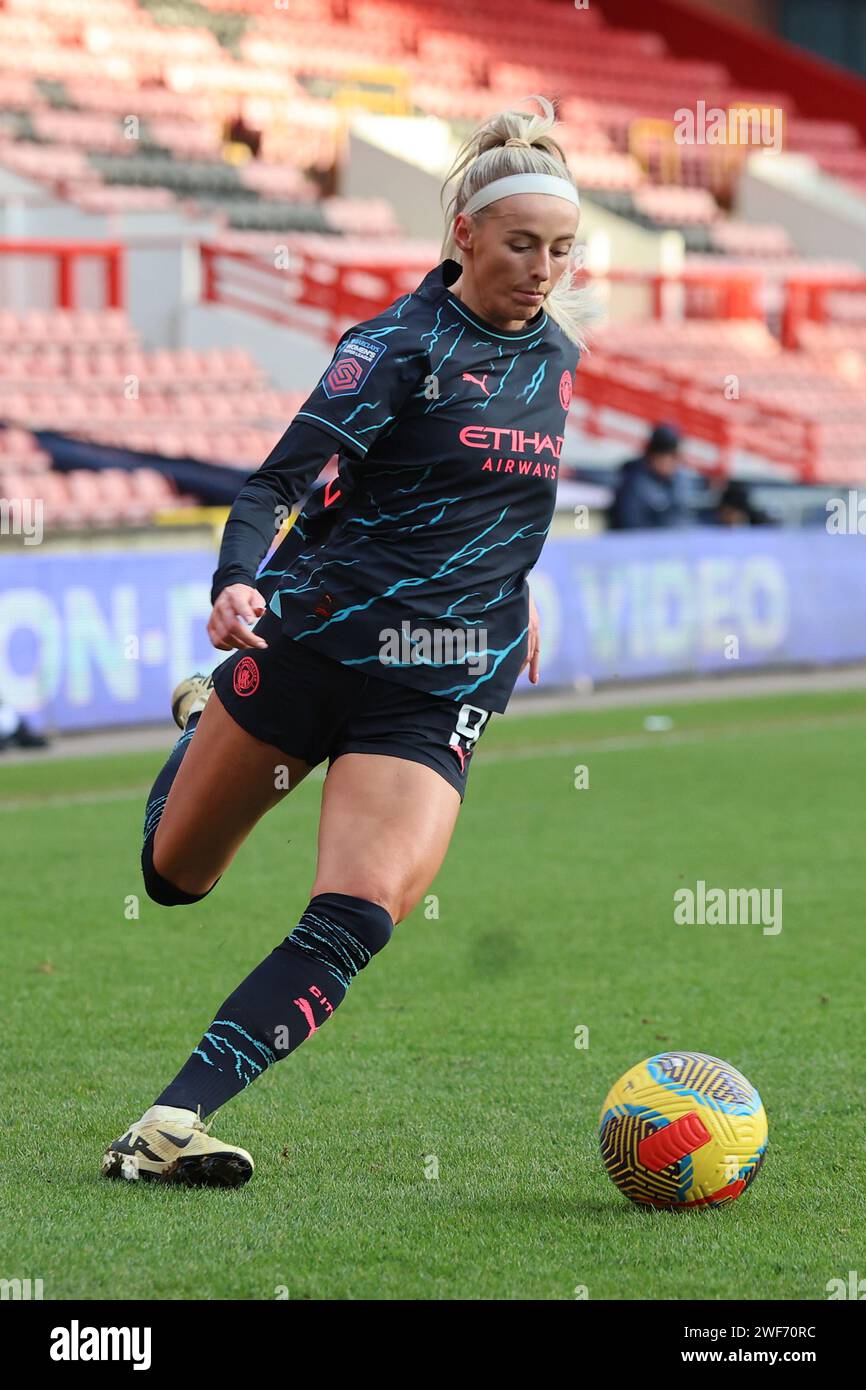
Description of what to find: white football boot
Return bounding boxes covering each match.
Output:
[170,673,214,732]
[101,1105,254,1187]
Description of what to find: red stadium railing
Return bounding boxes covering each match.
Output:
[571,350,821,479]
[589,267,866,347]
[198,241,866,347]
[200,242,432,340]
[3,238,852,480]
[780,276,866,348]
[197,243,866,479]
[0,240,124,310]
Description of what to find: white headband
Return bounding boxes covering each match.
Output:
[462,173,580,217]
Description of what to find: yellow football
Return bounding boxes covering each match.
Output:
[599,1051,768,1208]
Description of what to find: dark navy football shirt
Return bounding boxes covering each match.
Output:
[244,259,580,713]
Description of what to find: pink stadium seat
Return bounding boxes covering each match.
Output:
[1,0,864,485]
[633,185,720,226]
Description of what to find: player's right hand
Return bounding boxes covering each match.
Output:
[208,584,269,651]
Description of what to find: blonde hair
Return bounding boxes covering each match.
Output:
[440,95,598,352]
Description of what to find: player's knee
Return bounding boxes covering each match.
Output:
[381,880,432,926]
[288,892,395,980]
[311,876,405,926]
[141,835,219,907]
[390,880,431,925]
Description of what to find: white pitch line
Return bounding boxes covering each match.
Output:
[2,710,863,813]
[0,785,151,813]
[479,709,866,765]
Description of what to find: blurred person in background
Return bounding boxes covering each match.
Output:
[712,479,775,527]
[223,105,261,161]
[0,699,48,752]
[608,422,691,530]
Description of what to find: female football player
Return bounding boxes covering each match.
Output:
[102,94,592,1186]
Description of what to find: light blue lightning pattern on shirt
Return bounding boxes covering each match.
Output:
[521,359,547,403]
[285,508,548,640]
[429,624,530,699]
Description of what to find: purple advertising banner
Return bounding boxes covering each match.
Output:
[1,529,865,731]
[528,528,866,686]
[0,549,218,732]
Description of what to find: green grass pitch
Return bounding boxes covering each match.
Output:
[2,687,863,1300]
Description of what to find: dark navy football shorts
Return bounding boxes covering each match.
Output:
[210,606,493,800]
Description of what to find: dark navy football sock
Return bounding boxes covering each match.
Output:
[140,713,220,906]
[153,893,394,1118]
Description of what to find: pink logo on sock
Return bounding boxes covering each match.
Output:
[292,996,318,1037]
[310,984,334,1016]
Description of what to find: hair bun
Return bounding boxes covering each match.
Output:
[503,137,532,149]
